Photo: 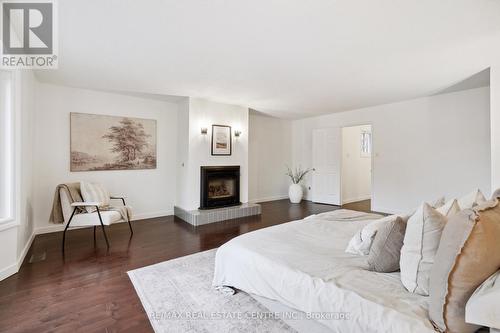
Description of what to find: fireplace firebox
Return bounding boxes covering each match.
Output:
[200,166,241,209]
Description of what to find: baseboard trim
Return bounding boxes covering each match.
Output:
[133,210,174,220]
[17,231,35,269]
[249,195,288,203]
[35,224,66,234]
[342,195,371,205]
[370,205,401,215]
[0,230,36,282]
[34,210,174,235]
[0,263,17,282]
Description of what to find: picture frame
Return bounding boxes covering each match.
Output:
[70,112,157,171]
[211,125,232,156]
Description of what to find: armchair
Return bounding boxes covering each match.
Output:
[60,188,133,253]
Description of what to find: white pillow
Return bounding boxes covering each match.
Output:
[401,196,446,222]
[431,196,446,209]
[457,189,486,210]
[80,181,110,213]
[345,215,399,256]
[436,198,460,217]
[400,202,447,295]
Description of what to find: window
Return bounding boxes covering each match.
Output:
[360,130,372,158]
[0,71,13,223]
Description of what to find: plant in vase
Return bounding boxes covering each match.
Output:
[286,166,311,203]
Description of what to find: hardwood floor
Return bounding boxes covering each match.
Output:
[343,199,372,213]
[0,199,372,333]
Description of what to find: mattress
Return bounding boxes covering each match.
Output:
[213,209,436,333]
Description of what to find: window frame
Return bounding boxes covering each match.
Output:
[360,130,372,158]
[0,70,15,225]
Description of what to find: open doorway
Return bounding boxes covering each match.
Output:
[341,124,372,210]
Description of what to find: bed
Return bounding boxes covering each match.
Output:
[212,209,436,333]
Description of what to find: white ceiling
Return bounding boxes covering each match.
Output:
[36,0,500,118]
[433,68,490,96]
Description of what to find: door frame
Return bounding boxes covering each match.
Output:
[340,122,374,207]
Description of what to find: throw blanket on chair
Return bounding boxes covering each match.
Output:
[49,183,84,224]
[49,183,133,224]
[107,205,133,224]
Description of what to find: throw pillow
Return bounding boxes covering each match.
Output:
[80,181,111,213]
[457,189,486,210]
[399,195,445,224]
[436,198,460,217]
[400,202,447,295]
[345,215,399,256]
[431,196,446,208]
[367,216,406,272]
[429,199,500,333]
[491,188,500,200]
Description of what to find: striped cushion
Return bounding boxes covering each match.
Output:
[80,181,110,213]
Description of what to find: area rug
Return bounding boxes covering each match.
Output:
[127,249,295,332]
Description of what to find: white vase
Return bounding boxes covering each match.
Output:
[289,183,303,203]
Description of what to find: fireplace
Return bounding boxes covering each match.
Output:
[200,166,241,209]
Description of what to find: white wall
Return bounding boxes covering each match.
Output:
[176,98,191,210]
[0,70,36,281]
[341,125,371,204]
[17,71,36,259]
[491,66,500,190]
[0,227,17,280]
[33,84,179,233]
[176,98,249,211]
[293,87,491,214]
[248,113,292,202]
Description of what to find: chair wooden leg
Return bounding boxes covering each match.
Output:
[96,207,109,249]
[62,207,77,254]
[93,226,96,243]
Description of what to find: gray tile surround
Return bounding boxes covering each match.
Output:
[174,203,261,226]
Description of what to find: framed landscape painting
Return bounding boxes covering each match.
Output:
[70,113,157,171]
[211,125,231,156]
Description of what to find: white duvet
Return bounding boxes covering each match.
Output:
[213,209,436,333]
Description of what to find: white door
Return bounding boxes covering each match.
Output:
[311,128,341,205]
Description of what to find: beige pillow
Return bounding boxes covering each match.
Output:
[429,199,500,333]
[457,189,486,210]
[80,181,110,213]
[367,216,406,273]
[436,198,460,217]
[400,203,447,295]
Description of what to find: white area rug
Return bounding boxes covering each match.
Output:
[128,249,295,333]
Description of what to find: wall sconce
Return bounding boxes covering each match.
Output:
[201,127,208,135]
[234,130,241,137]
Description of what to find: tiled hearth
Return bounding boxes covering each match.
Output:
[174,203,261,226]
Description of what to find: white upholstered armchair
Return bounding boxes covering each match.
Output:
[60,187,133,253]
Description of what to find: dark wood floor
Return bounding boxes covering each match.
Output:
[0,199,372,333]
